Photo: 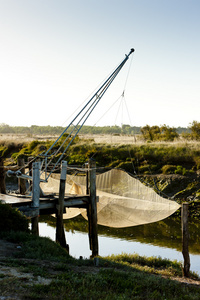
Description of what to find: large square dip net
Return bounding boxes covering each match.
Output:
[41,168,180,228]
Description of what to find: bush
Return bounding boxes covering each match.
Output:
[175,165,188,176]
[0,146,7,156]
[140,125,178,141]
[0,202,29,233]
[162,165,177,174]
[28,140,41,150]
[117,161,135,173]
[138,164,151,174]
[189,121,200,140]
[194,156,200,170]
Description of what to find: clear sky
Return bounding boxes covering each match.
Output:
[0,0,199,128]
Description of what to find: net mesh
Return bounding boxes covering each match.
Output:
[40,169,180,228]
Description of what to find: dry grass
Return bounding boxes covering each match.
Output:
[80,134,200,149]
[1,133,200,150]
[0,133,58,144]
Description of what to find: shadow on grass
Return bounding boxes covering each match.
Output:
[1,231,200,299]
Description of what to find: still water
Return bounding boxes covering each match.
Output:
[7,177,200,274]
[38,214,200,276]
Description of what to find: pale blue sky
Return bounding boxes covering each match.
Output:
[0,0,199,128]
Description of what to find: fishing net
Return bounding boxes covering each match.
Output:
[40,169,180,228]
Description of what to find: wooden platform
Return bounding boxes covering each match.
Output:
[0,159,99,257]
[0,193,89,217]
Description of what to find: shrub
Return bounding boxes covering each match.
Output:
[28,140,41,151]
[117,161,135,173]
[189,121,200,140]
[138,164,151,174]
[175,165,188,176]
[0,202,29,233]
[0,146,7,156]
[11,152,19,161]
[194,156,200,170]
[140,125,178,141]
[162,165,177,174]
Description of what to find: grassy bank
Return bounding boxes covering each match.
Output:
[1,135,200,207]
[0,231,200,299]
[1,134,200,175]
[0,190,200,299]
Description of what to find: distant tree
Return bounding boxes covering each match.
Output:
[176,126,190,134]
[189,121,200,140]
[140,125,160,141]
[122,124,131,135]
[0,123,14,133]
[160,125,179,141]
[141,125,178,141]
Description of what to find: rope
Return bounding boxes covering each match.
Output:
[123,50,134,92]
[80,54,136,172]
[3,50,135,183]
[50,51,133,177]
[93,53,134,128]
[60,57,128,128]
[93,94,122,126]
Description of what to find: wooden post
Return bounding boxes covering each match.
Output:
[28,157,33,191]
[87,159,98,257]
[56,161,69,252]
[182,203,190,277]
[0,157,6,194]
[17,158,26,194]
[86,163,89,195]
[31,161,40,235]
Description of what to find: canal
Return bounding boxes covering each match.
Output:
[38,213,200,276]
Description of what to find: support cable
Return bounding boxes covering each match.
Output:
[41,49,135,179]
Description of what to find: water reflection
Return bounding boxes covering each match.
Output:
[39,214,200,254]
[38,214,200,275]
[7,172,200,273]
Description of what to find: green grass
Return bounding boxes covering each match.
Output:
[1,232,200,299]
[105,253,184,277]
[1,231,71,261]
[29,265,200,300]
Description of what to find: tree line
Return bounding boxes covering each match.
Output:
[140,121,200,141]
[0,123,141,135]
[0,121,200,141]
